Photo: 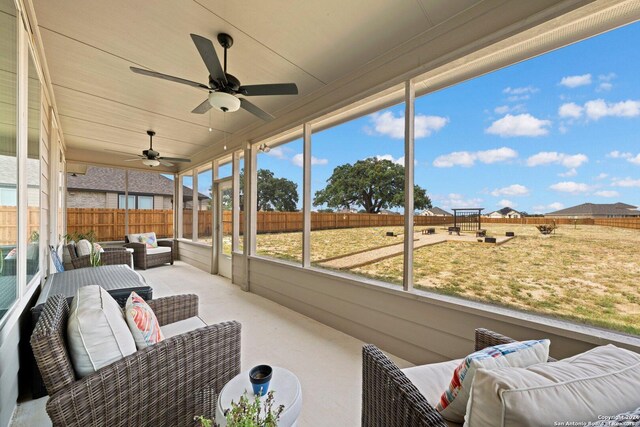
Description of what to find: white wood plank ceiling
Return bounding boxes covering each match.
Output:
[31,0,599,170]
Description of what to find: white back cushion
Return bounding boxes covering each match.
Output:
[76,239,93,257]
[67,285,137,377]
[465,345,640,427]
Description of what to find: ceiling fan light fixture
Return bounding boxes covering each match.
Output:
[142,159,161,167]
[208,91,241,113]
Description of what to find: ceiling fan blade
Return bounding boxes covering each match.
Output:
[240,98,274,121]
[191,98,213,114]
[158,157,191,163]
[130,67,209,90]
[158,160,174,167]
[239,83,298,96]
[190,34,227,86]
[123,158,143,162]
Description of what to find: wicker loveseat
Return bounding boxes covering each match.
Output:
[31,293,241,427]
[362,328,554,427]
[124,234,174,270]
[66,244,132,269]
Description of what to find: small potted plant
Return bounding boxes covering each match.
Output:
[195,390,284,427]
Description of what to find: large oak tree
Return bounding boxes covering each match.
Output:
[227,169,299,211]
[313,157,431,213]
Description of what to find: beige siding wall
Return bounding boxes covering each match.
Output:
[153,195,164,210]
[243,257,640,365]
[163,197,173,210]
[176,241,212,273]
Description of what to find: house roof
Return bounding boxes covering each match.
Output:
[67,166,209,200]
[547,202,640,217]
[488,207,521,216]
[426,207,452,216]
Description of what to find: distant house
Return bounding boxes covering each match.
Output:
[420,206,452,217]
[337,207,358,214]
[378,209,401,215]
[67,166,210,210]
[546,202,640,218]
[486,207,522,219]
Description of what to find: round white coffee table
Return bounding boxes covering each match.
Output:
[216,366,302,427]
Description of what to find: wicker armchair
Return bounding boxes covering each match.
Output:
[362,328,557,427]
[66,244,132,269]
[124,237,174,270]
[31,294,241,427]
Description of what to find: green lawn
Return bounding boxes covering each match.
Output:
[254,224,640,335]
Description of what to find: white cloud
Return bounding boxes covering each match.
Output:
[291,153,328,167]
[560,74,592,88]
[597,82,613,92]
[497,199,515,208]
[549,181,591,194]
[366,111,448,139]
[595,190,620,198]
[612,178,640,188]
[432,193,484,210]
[532,202,565,214]
[595,173,608,180]
[585,99,640,120]
[266,146,287,159]
[526,152,588,169]
[374,154,417,166]
[628,154,640,165]
[494,104,525,115]
[415,115,449,138]
[607,150,632,159]
[559,168,577,177]
[475,147,518,164]
[486,114,551,137]
[491,184,529,197]
[597,73,616,92]
[432,151,476,168]
[558,102,583,118]
[433,147,517,168]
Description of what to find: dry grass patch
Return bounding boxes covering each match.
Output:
[354,224,640,335]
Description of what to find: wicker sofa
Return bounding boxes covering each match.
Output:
[362,328,555,427]
[66,244,132,269]
[31,293,241,427]
[124,235,174,270]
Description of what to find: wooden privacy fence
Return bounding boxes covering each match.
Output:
[0,206,40,246]
[65,208,640,241]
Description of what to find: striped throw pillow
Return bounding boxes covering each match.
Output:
[436,339,550,423]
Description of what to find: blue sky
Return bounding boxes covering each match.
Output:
[228,22,640,213]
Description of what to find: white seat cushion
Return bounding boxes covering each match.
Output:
[146,246,171,255]
[403,359,464,427]
[465,344,640,427]
[67,285,137,378]
[160,316,207,339]
[75,239,93,256]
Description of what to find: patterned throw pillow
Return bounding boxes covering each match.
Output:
[5,248,17,259]
[436,339,550,423]
[49,245,64,272]
[138,233,158,249]
[92,242,104,253]
[125,291,164,350]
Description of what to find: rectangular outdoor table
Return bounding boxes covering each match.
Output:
[30,264,152,397]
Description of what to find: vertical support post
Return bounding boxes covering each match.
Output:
[232,151,240,252]
[175,173,182,239]
[124,169,129,236]
[211,160,217,275]
[192,170,198,242]
[403,80,415,292]
[302,123,312,268]
[248,144,257,256]
[16,18,28,294]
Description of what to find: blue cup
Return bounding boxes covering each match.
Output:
[249,365,273,396]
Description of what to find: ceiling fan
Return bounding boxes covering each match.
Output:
[112,130,191,167]
[130,33,298,121]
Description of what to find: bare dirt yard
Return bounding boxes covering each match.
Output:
[256,224,640,335]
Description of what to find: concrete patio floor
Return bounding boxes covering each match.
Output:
[11,261,412,427]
